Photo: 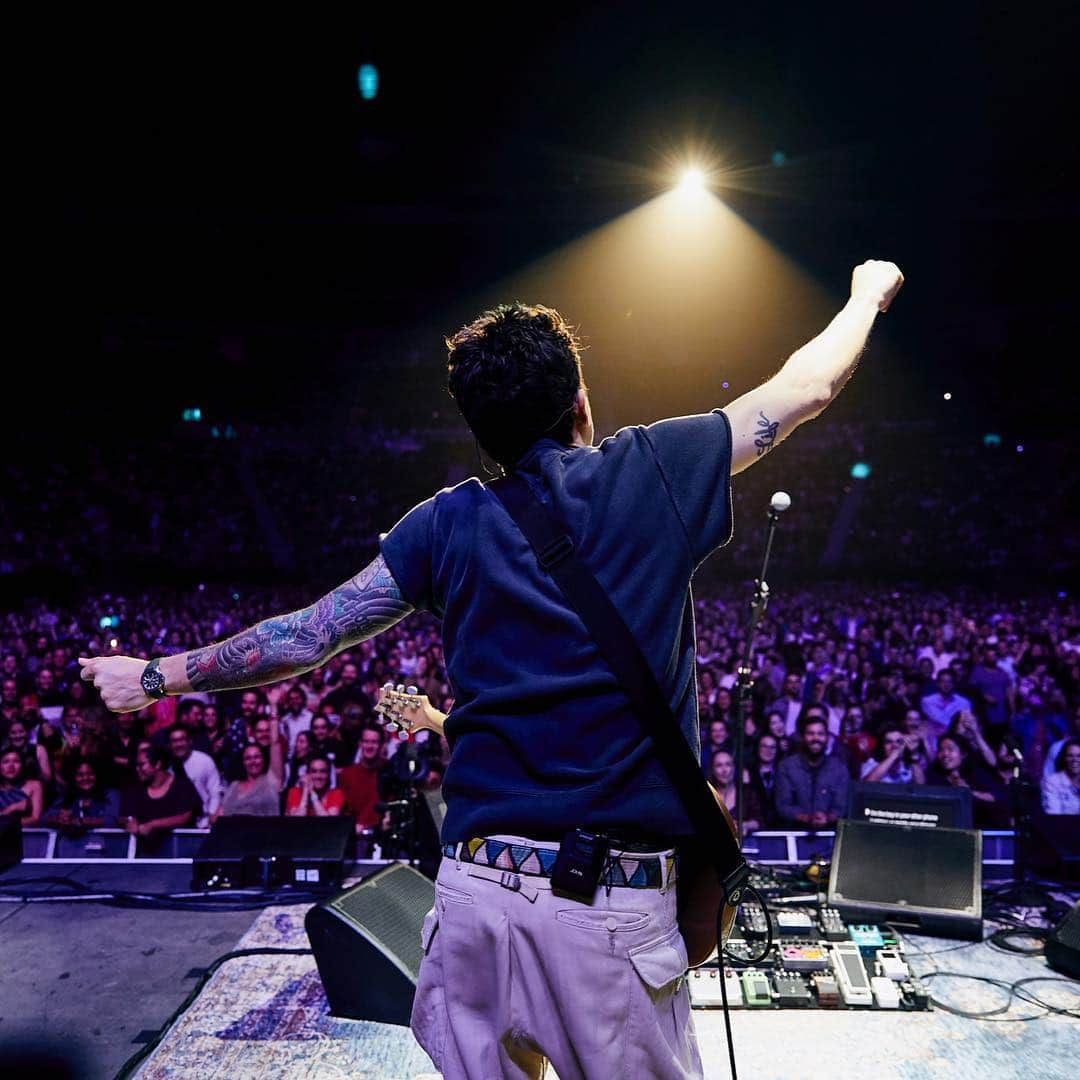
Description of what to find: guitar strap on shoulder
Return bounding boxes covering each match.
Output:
[488,471,748,903]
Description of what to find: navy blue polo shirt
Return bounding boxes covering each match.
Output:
[379,409,734,843]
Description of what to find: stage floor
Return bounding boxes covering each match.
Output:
[0,863,259,1079]
[2,863,1077,1080]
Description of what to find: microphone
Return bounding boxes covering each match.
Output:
[770,491,792,514]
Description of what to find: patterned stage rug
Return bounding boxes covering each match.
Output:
[134,901,1079,1080]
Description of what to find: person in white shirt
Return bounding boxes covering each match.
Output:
[398,638,420,677]
[1042,739,1080,815]
[920,669,972,732]
[279,686,313,756]
[769,671,805,737]
[917,639,956,676]
[168,724,223,828]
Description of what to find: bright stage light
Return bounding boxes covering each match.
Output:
[678,168,707,193]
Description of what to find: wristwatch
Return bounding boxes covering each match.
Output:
[140,658,169,700]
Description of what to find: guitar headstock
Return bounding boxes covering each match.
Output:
[374,682,424,740]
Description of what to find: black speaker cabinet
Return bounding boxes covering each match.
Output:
[306,862,436,1024]
[828,818,983,940]
[191,815,355,891]
[0,814,22,873]
[1046,901,1080,979]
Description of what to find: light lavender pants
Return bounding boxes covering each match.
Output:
[410,834,704,1080]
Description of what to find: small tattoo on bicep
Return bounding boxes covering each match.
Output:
[753,412,779,457]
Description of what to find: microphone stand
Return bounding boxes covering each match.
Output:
[733,494,789,840]
[1008,752,1043,906]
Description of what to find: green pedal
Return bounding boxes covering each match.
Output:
[741,969,772,1006]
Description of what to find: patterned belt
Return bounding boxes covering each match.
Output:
[442,836,678,890]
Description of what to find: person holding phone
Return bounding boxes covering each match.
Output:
[860,724,926,785]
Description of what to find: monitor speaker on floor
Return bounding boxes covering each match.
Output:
[306,862,435,1024]
[1046,900,1080,979]
[828,818,983,940]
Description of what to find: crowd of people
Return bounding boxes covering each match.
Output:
[3,409,1075,589]
[2,580,1077,855]
[694,583,1080,833]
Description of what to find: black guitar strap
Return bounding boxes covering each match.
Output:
[488,471,748,901]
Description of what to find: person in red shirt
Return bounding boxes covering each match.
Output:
[337,725,387,832]
[284,754,344,816]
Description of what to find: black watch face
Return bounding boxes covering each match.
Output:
[142,667,166,696]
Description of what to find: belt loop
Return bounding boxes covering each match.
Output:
[455,840,463,870]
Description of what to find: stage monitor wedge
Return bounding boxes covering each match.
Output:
[1045,901,1080,979]
[828,818,982,940]
[306,862,435,1024]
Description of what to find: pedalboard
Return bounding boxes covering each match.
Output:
[690,908,930,1013]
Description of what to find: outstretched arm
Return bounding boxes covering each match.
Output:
[723,260,903,476]
[79,553,413,712]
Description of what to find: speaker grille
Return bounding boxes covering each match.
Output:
[1052,902,1080,950]
[330,864,434,979]
[832,820,979,914]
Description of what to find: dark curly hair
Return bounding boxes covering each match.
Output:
[446,301,587,470]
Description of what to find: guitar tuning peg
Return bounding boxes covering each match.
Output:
[382,681,394,690]
[397,730,410,741]
[406,685,418,696]
[395,683,405,692]
[385,722,399,733]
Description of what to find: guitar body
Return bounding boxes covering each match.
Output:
[676,781,741,967]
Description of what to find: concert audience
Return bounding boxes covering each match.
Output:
[2,451,1078,857]
[2,718,52,783]
[285,754,344,817]
[337,725,391,832]
[119,745,200,850]
[859,724,926,785]
[747,733,781,826]
[1042,739,1080,815]
[0,747,44,824]
[709,750,762,837]
[215,742,282,820]
[774,716,850,829]
[699,719,733,773]
[925,732,1007,827]
[42,759,121,829]
[168,723,223,827]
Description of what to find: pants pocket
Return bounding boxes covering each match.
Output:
[628,929,694,1068]
[411,906,447,1068]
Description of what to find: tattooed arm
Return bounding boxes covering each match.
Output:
[78,553,413,710]
[722,260,903,475]
[159,553,412,695]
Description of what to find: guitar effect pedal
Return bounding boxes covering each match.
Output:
[780,943,830,972]
[689,967,744,1008]
[738,902,769,938]
[741,970,773,1006]
[818,907,848,941]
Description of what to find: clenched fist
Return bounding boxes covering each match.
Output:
[78,655,154,713]
[850,260,904,313]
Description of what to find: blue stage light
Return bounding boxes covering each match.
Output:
[358,64,379,100]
